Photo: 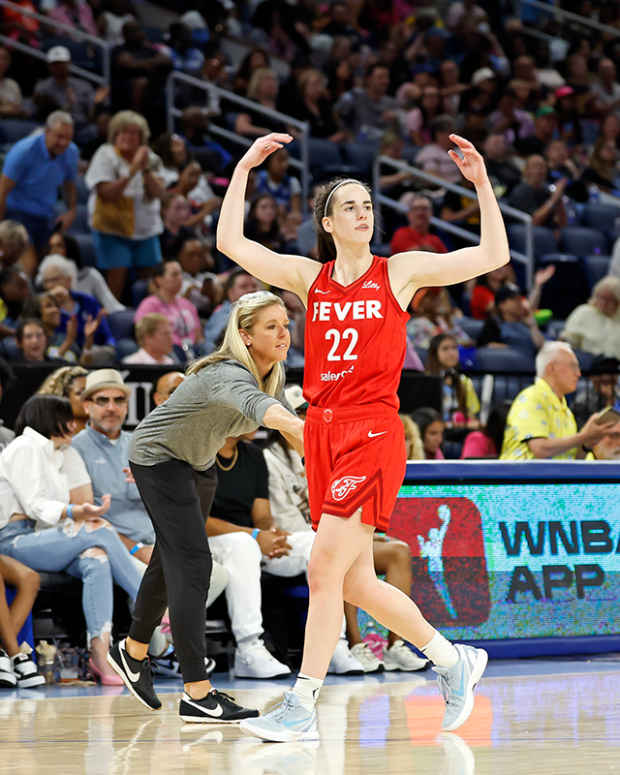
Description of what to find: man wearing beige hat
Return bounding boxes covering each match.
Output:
[72,369,228,609]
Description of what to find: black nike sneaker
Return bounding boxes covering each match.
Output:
[179,689,259,724]
[107,638,161,710]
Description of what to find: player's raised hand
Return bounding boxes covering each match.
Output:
[238,133,293,171]
[448,134,488,187]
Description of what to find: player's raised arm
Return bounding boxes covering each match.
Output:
[216,133,321,304]
[388,134,510,308]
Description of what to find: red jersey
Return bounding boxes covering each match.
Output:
[303,255,409,410]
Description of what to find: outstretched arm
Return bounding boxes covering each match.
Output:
[216,133,321,305]
[388,135,510,309]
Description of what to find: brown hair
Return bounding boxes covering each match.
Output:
[312,178,371,262]
[427,333,468,419]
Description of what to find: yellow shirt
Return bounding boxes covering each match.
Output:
[500,378,578,460]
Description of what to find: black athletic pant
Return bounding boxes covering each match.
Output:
[128,459,217,683]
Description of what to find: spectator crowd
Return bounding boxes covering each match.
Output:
[0,0,619,688]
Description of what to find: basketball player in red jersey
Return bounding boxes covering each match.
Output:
[217,132,510,741]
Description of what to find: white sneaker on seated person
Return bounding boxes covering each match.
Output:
[327,638,364,675]
[383,639,430,671]
[234,637,291,679]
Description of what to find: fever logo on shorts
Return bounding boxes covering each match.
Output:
[389,497,491,626]
[331,475,367,502]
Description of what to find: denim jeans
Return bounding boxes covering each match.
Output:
[0,520,142,642]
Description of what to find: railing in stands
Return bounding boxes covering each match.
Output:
[372,155,535,289]
[165,71,311,215]
[517,0,620,37]
[0,0,111,85]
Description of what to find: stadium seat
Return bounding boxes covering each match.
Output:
[107,309,136,340]
[115,338,138,360]
[307,138,343,172]
[538,253,589,320]
[459,317,484,341]
[559,226,607,257]
[342,142,376,178]
[584,255,611,288]
[131,279,150,307]
[75,176,90,205]
[71,233,97,267]
[507,224,557,258]
[66,204,90,236]
[581,203,619,236]
[0,119,38,145]
[475,347,533,372]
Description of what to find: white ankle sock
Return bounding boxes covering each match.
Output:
[420,631,459,668]
[292,673,323,711]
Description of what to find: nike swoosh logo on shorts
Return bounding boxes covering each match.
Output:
[120,647,141,683]
[368,431,387,438]
[185,697,224,717]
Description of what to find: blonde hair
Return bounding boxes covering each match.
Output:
[0,220,29,261]
[399,413,425,460]
[590,275,620,305]
[135,313,168,346]
[108,110,150,145]
[247,67,277,101]
[186,291,286,396]
[37,366,88,397]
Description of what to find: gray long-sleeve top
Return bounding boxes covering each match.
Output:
[129,359,288,471]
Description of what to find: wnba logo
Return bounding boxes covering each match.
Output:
[389,497,491,626]
[331,475,367,502]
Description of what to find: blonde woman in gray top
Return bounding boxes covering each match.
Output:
[107,290,304,724]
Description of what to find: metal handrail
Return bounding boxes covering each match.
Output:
[165,71,310,214]
[0,35,105,85]
[373,155,534,289]
[518,0,620,37]
[0,0,112,82]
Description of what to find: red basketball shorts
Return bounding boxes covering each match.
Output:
[304,405,406,532]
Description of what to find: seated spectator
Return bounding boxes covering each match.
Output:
[152,370,184,406]
[134,260,204,359]
[14,318,64,364]
[438,59,467,116]
[37,365,89,432]
[0,394,142,684]
[0,46,26,118]
[95,0,136,46]
[545,139,587,201]
[500,342,615,460]
[278,289,305,367]
[411,407,445,460]
[507,155,567,229]
[0,554,44,688]
[514,106,556,158]
[0,220,32,275]
[85,109,165,300]
[561,277,620,361]
[33,47,102,142]
[178,238,218,318]
[482,132,522,195]
[159,195,197,260]
[46,232,124,313]
[572,356,619,429]
[407,287,470,350]
[477,284,544,359]
[403,85,443,147]
[427,333,480,428]
[414,115,462,185]
[0,111,78,256]
[234,68,287,139]
[210,430,361,676]
[123,313,175,365]
[0,266,30,335]
[290,68,346,142]
[179,107,232,176]
[110,20,172,129]
[591,58,620,118]
[582,138,619,194]
[48,0,97,37]
[204,268,260,354]
[26,292,81,363]
[37,255,116,363]
[390,195,447,255]
[488,88,535,150]
[440,178,480,236]
[335,63,399,143]
[255,149,301,217]
[164,22,204,76]
[0,358,15,450]
[461,401,511,459]
[166,163,220,229]
[245,194,286,252]
[232,46,271,97]
[469,264,512,320]
[400,413,425,460]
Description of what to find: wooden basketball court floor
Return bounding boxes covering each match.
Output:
[1,656,619,775]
